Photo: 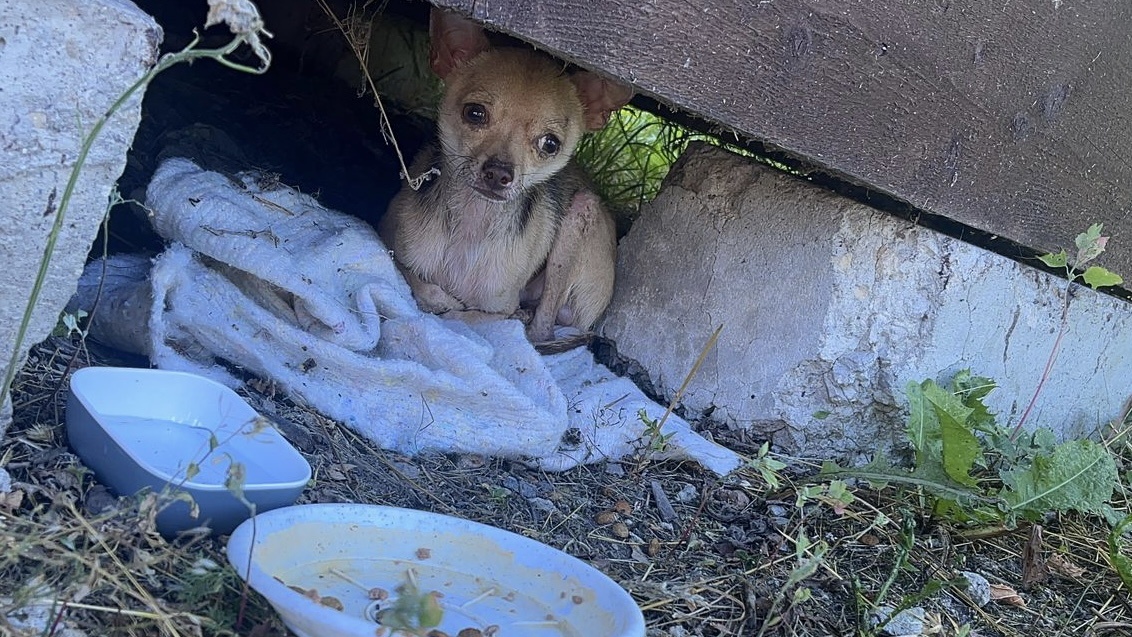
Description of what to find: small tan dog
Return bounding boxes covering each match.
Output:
[380,9,632,346]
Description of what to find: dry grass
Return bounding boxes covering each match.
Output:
[2,335,1131,636]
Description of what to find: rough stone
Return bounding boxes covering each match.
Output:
[601,142,1132,459]
[959,570,992,607]
[0,0,161,431]
[869,605,926,636]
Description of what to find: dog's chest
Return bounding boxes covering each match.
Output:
[420,193,552,312]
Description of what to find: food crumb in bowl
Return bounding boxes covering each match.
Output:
[571,595,584,605]
[369,586,389,600]
[281,582,346,612]
[417,547,432,559]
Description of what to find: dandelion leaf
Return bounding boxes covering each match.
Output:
[1000,440,1117,517]
[923,382,981,487]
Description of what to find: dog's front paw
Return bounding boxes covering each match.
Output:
[526,321,556,344]
[415,282,465,314]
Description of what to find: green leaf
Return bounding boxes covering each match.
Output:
[932,497,1002,524]
[1074,223,1106,266]
[824,455,987,509]
[1030,428,1058,454]
[904,380,940,462]
[951,369,995,402]
[924,382,981,487]
[1000,439,1117,517]
[1074,223,1103,250]
[1038,250,1068,268]
[417,591,444,628]
[1082,265,1123,289]
[812,410,831,420]
[951,370,998,433]
[1108,515,1132,593]
[982,427,1019,462]
[786,533,827,587]
[818,460,845,475]
[827,480,853,504]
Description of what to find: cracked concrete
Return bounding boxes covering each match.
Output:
[0,0,161,431]
[601,142,1132,459]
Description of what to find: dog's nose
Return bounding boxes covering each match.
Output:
[481,158,514,190]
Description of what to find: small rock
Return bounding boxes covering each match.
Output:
[869,605,925,636]
[83,484,118,517]
[611,522,630,538]
[528,497,558,515]
[766,503,789,517]
[675,483,698,503]
[391,460,421,479]
[604,462,625,476]
[959,571,992,607]
[502,475,538,498]
[630,544,650,563]
[0,467,11,493]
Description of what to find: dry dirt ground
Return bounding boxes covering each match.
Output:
[5,2,1129,635]
[2,335,1129,637]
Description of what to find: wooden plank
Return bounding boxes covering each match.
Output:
[431,0,1132,280]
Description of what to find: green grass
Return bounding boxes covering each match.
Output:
[575,105,701,216]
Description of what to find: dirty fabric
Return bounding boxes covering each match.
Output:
[72,158,742,474]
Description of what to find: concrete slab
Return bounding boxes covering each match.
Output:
[0,0,161,428]
[601,142,1132,459]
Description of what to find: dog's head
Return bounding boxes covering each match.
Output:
[429,9,633,202]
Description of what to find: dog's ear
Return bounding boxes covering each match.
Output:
[429,8,492,79]
[570,72,634,130]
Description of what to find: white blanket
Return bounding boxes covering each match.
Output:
[73,158,741,474]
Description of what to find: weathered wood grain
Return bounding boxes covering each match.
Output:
[432,0,1132,279]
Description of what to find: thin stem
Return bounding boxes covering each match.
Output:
[1011,276,1073,441]
[654,324,723,432]
[314,0,432,190]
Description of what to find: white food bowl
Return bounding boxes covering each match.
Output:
[66,367,311,535]
[226,503,647,637]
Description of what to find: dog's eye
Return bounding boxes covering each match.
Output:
[538,134,561,156]
[462,103,488,126]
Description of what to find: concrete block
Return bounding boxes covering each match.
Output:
[601,142,1132,459]
[0,0,161,427]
